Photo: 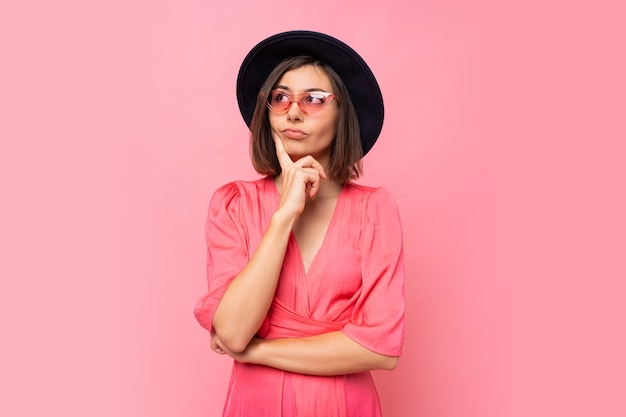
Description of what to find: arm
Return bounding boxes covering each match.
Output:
[211,209,294,352]
[212,135,327,352]
[213,331,398,376]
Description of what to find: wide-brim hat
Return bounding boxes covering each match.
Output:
[236,30,384,156]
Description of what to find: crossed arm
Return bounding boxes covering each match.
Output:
[212,331,398,376]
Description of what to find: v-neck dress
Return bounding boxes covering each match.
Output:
[195,177,405,417]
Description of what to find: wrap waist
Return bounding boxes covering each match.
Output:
[264,298,346,338]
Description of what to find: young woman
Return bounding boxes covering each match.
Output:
[195,30,405,417]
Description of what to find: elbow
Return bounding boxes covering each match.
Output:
[212,317,253,353]
[222,339,248,354]
[380,355,399,371]
[214,329,251,354]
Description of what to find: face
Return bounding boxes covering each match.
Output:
[268,65,339,164]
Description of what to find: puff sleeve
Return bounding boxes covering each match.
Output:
[342,187,405,356]
[194,183,249,333]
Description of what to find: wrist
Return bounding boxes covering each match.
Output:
[270,209,297,230]
[246,337,268,366]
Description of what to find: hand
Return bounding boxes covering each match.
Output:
[273,132,327,217]
[211,332,226,355]
[211,332,263,365]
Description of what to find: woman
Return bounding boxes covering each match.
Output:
[195,30,405,417]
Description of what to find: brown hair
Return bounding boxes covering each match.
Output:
[249,56,363,183]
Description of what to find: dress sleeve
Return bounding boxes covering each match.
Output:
[342,187,406,356]
[194,182,249,333]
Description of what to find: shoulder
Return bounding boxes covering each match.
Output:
[345,182,399,208]
[209,177,272,212]
[212,177,272,200]
[345,183,402,231]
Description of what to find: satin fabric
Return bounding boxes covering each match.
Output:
[195,177,405,416]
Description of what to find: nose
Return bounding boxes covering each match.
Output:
[286,100,303,121]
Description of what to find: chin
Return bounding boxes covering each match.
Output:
[285,145,330,161]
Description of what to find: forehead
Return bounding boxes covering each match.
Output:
[276,65,333,91]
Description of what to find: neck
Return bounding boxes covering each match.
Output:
[273,176,343,199]
[314,178,343,199]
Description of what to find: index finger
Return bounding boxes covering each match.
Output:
[272,131,293,170]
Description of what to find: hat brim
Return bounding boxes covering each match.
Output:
[236,31,384,156]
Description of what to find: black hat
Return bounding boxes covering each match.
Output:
[236,30,384,156]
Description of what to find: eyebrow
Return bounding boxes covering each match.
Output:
[273,84,329,93]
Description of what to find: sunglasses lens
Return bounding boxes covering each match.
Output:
[267,90,334,114]
[299,93,331,113]
[268,91,290,113]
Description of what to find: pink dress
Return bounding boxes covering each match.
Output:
[195,177,405,417]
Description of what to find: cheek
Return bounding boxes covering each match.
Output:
[322,116,338,138]
[268,115,279,130]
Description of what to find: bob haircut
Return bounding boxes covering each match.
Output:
[249,55,363,184]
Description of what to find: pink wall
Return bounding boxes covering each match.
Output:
[2,1,625,416]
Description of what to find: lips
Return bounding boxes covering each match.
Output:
[282,128,307,139]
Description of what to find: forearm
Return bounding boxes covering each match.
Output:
[244,331,398,376]
[213,210,296,352]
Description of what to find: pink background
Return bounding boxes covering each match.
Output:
[2,1,625,416]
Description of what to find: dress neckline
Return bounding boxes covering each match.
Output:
[268,177,348,276]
